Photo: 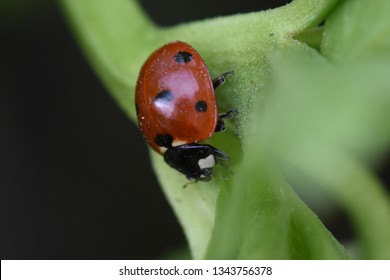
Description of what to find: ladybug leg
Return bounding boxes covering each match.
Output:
[210,145,230,161]
[212,70,234,89]
[219,108,237,119]
[215,108,238,132]
[215,119,226,132]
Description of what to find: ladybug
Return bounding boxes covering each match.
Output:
[135,41,235,182]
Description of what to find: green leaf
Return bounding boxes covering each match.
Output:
[317,0,390,257]
[253,46,390,259]
[322,0,390,60]
[206,162,349,259]
[317,0,390,258]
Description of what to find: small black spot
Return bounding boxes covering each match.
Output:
[195,101,208,112]
[174,52,193,63]
[154,134,173,148]
[135,103,139,115]
[155,90,174,103]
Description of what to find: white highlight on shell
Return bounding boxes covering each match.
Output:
[198,155,215,170]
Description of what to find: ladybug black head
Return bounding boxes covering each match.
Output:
[163,143,229,182]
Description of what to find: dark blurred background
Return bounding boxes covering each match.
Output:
[0,0,293,259]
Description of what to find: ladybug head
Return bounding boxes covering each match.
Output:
[163,143,229,182]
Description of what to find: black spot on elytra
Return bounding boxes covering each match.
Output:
[135,103,139,115]
[174,52,193,63]
[155,90,174,103]
[195,101,208,112]
[154,134,173,148]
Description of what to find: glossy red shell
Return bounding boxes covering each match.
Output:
[135,41,217,154]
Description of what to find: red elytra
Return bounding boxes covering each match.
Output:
[135,41,217,154]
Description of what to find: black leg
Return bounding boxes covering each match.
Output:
[211,146,230,160]
[219,108,237,119]
[212,70,234,89]
[215,118,226,132]
[214,109,238,132]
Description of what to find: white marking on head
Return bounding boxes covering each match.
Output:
[198,155,215,170]
[172,140,187,147]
